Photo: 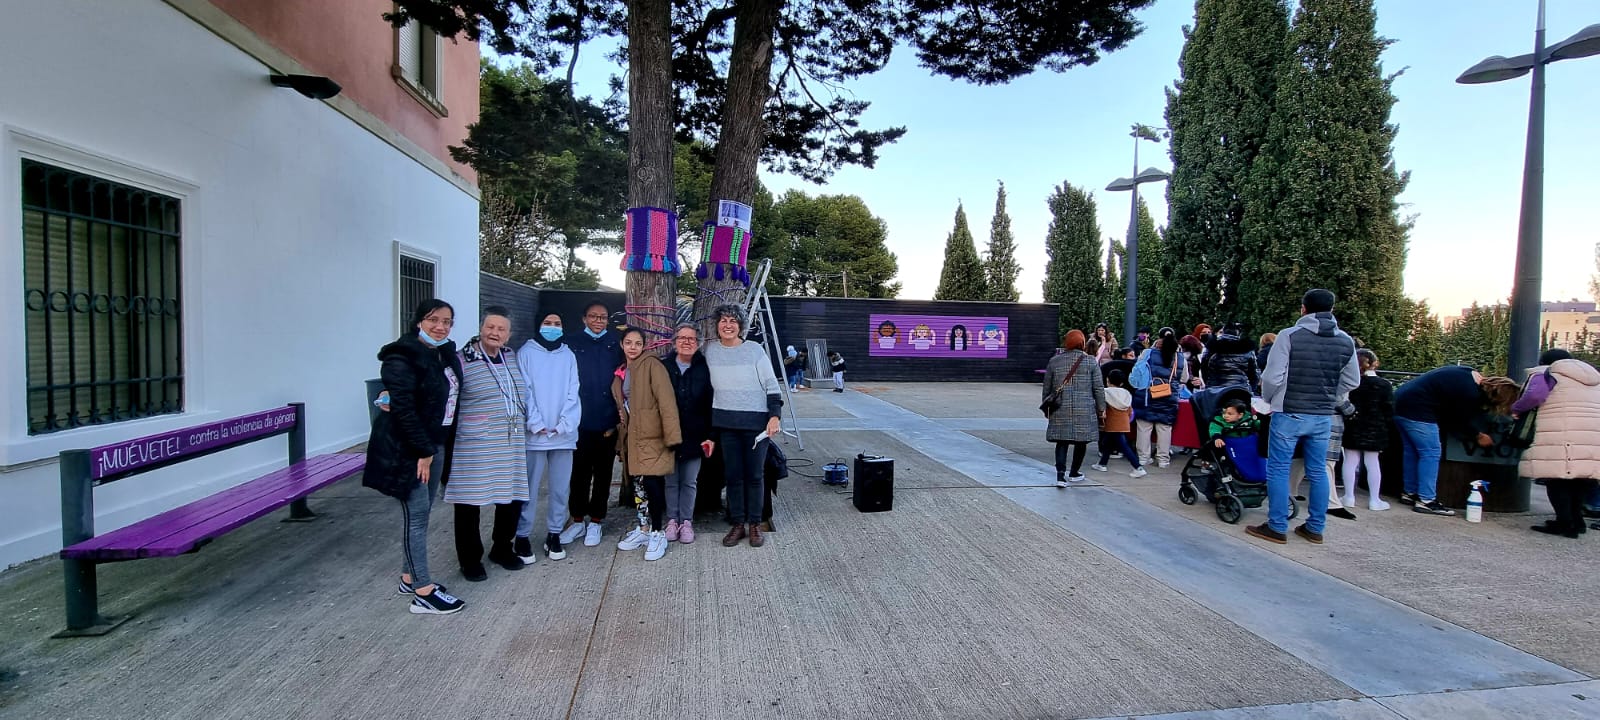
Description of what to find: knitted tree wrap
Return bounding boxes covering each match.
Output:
[620,206,679,274]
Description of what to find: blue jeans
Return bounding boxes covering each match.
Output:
[1267,413,1331,534]
[1395,417,1442,502]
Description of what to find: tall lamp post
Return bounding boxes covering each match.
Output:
[1457,1,1600,379]
[1107,159,1170,344]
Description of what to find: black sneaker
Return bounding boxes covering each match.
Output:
[398,578,448,596]
[1413,500,1456,516]
[1328,507,1357,521]
[513,536,538,565]
[461,564,488,582]
[410,588,465,615]
[544,532,567,560]
[1398,492,1417,506]
[487,547,525,572]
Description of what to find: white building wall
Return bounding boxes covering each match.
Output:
[0,0,479,569]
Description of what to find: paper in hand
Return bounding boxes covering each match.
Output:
[753,431,769,449]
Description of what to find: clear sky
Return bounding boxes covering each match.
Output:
[565,0,1599,318]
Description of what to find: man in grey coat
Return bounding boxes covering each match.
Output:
[1248,289,1361,545]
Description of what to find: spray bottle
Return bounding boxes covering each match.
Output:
[1466,480,1488,523]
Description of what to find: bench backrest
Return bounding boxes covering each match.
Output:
[84,404,304,486]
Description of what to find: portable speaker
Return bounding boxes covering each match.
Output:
[852,454,894,513]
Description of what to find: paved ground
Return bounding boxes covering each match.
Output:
[0,383,1595,719]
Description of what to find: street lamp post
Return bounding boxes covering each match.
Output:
[1107,148,1170,345]
[1457,1,1600,379]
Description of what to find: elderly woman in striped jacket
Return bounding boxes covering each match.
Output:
[444,306,530,582]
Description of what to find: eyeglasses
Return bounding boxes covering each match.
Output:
[422,316,454,327]
[674,335,697,342]
[584,313,608,320]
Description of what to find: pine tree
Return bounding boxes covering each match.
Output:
[1104,240,1125,332]
[983,181,1021,302]
[1162,0,1289,330]
[935,203,988,301]
[1239,0,1410,356]
[1133,198,1165,332]
[1042,183,1103,336]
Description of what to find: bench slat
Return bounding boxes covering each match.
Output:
[62,454,365,561]
[60,454,348,558]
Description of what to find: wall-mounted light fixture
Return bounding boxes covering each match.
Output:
[269,74,342,100]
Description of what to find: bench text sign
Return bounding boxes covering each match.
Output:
[89,406,299,480]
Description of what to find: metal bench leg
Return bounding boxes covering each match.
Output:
[54,449,128,638]
[55,558,127,638]
[283,498,318,522]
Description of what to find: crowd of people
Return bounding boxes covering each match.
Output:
[362,300,784,615]
[1044,289,1600,546]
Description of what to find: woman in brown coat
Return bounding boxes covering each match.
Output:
[611,328,682,561]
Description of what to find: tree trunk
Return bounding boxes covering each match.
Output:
[694,0,780,338]
[625,0,676,350]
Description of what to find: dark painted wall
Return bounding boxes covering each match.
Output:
[767,296,1060,383]
[480,273,1057,382]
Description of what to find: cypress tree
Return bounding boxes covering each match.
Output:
[1239,0,1409,354]
[1162,0,1289,331]
[1042,183,1103,336]
[1134,198,1164,332]
[1104,240,1125,332]
[935,203,988,301]
[984,181,1021,302]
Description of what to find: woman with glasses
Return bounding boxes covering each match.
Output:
[566,302,624,547]
[703,305,783,547]
[362,299,466,615]
[443,306,529,582]
[663,323,714,543]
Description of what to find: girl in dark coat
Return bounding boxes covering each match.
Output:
[1341,349,1394,510]
[363,299,466,615]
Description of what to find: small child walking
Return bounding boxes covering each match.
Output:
[829,351,847,393]
[1091,369,1146,477]
[1341,348,1393,510]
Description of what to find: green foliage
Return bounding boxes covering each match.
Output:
[1237,0,1410,362]
[1161,0,1289,329]
[760,190,900,298]
[983,181,1021,302]
[1441,303,1511,377]
[1134,199,1164,332]
[1104,239,1126,329]
[1041,183,1103,336]
[1370,298,1444,373]
[452,61,628,251]
[935,204,988,301]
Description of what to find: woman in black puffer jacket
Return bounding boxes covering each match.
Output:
[363,299,466,615]
[1340,348,1394,510]
[1203,324,1260,393]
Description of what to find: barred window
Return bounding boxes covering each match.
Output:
[22,159,183,435]
[398,253,436,334]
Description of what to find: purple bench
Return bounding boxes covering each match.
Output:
[55,403,364,637]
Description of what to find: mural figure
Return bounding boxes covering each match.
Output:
[980,323,1006,351]
[949,324,970,352]
[876,320,899,349]
[910,324,935,351]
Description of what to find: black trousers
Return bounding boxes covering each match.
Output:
[719,429,768,524]
[1545,478,1597,534]
[570,430,617,521]
[455,502,522,568]
[1054,441,1087,476]
[631,475,667,530]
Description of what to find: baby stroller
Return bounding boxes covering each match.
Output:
[1178,386,1298,524]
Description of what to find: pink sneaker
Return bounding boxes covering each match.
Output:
[678,520,695,544]
[664,519,680,542]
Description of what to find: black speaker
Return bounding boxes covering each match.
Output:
[852,454,894,513]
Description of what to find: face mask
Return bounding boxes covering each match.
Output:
[540,327,564,341]
[418,330,449,347]
[584,327,605,339]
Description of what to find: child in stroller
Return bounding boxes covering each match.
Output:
[1179,385,1298,524]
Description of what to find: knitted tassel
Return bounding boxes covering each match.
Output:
[620,207,679,274]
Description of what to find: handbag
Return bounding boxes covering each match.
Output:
[1148,359,1179,399]
[1040,355,1086,416]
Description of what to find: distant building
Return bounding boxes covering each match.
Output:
[1,0,481,569]
[1441,299,1600,351]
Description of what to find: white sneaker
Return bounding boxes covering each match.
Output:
[644,531,667,561]
[1342,494,1357,508]
[1130,467,1149,478]
[583,523,603,547]
[1157,460,1171,469]
[559,522,587,546]
[1055,477,1069,488]
[617,528,648,551]
[1090,464,1108,472]
[1067,474,1086,483]
[1110,452,1123,459]
[1369,499,1391,511]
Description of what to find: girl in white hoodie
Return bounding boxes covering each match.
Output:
[514,312,584,562]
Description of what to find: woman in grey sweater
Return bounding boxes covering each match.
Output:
[703,305,784,548]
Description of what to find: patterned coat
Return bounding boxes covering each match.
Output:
[442,342,529,506]
[1044,350,1106,443]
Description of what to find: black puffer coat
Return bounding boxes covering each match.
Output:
[362,334,462,498]
[1203,336,1260,393]
[1342,373,1395,451]
[664,351,714,461]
